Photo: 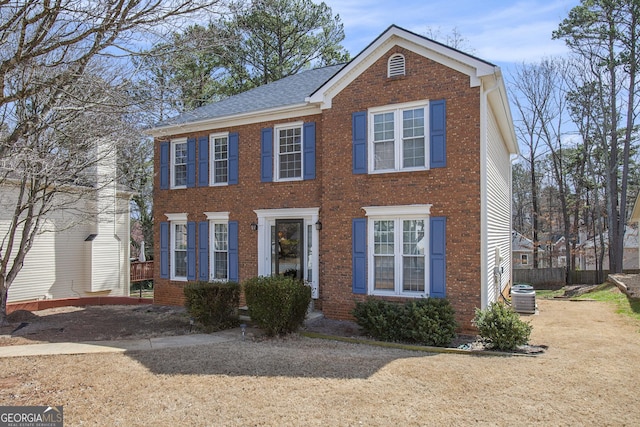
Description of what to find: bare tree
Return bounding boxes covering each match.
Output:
[554,0,640,273]
[0,0,222,322]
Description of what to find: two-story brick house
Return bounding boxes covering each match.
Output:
[149,25,517,328]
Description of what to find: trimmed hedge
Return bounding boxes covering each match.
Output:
[473,302,532,350]
[183,281,240,331]
[243,275,311,336]
[352,298,458,347]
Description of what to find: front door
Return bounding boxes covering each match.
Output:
[255,208,319,298]
[273,219,304,280]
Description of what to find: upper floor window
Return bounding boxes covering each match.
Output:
[388,53,405,77]
[210,133,228,185]
[171,138,188,188]
[275,123,303,181]
[369,101,427,173]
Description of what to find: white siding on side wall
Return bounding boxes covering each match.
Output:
[485,107,512,306]
[1,184,130,303]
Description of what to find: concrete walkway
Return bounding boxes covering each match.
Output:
[0,329,242,358]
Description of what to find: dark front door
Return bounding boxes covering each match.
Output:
[273,219,304,280]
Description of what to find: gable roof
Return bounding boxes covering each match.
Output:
[308,25,497,108]
[148,24,516,154]
[149,64,343,137]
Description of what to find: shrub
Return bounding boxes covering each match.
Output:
[473,302,532,351]
[352,298,458,347]
[184,281,240,331]
[400,299,458,347]
[243,275,311,336]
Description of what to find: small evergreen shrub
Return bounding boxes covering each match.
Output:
[401,298,458,347]
[243,275,311,336]
[351,298,403,342]
[184,281,240,331]
[473,302,532,351]
[352,298,458,347]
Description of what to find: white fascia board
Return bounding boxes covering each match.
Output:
[308,27,497,109]
[147,103,321,138]
[482,72,519,156]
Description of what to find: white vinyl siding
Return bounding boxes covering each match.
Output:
[1,184,130,303]
[485,107,512,304]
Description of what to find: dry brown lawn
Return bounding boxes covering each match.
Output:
[1,298,639,426]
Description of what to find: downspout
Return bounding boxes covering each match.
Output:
[480,69,502,310]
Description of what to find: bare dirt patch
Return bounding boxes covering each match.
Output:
[0,305,191,346]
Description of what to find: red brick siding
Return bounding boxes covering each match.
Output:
[153,47,483,330]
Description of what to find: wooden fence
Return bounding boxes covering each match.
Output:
[130,261,154,282]
[513,268,640,288]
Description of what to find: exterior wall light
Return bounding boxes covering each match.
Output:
[315,220,322,231]
[250,222,258,231]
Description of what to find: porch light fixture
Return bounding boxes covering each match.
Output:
[250,222,258,231]
[315,220,322,231]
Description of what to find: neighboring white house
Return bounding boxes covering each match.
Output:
[576,225,639,270]
[0,144,131,303]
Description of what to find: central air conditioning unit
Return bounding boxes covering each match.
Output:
[511,284,536,314]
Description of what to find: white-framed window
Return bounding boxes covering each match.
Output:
[275,122,303,181]
[211,222,228,280]
[364,205,431,296]
[210,132,228,185]
[369,101,428,173]
[171,138,188,188]
[205,212,230,281]
[521,254,529,265]
[171,221,188,280]
[388,53,405,77]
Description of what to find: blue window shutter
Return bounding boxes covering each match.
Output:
[303,122,316,180]
[352,111,367,174]
[198,135,209,187]
[198,221,209,281]
[352,218,367,294]
[430,216,446,298]
[228,221,239,282]
[430,99,447,168]
[160,222,169,278]
[160,142,169,190]
[187,137,196,187]
[261,128,273,182]
[229,132,239,185]
[187,221,196,280]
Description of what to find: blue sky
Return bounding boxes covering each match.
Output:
[322,0,579,68]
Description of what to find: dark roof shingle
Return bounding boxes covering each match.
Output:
[155,64,344,127]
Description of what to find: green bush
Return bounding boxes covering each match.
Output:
[473,302,532,351]
[243,275,311,336]
[183,281,240,331]
[352,298,458,347]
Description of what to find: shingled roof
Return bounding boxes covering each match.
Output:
[154,64,345,128]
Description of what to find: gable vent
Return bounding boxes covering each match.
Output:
[388,54,405,77]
